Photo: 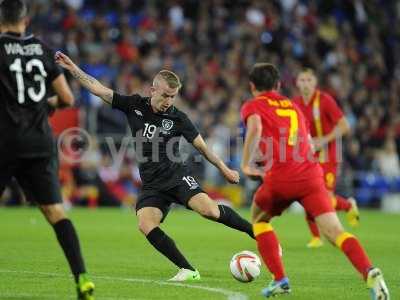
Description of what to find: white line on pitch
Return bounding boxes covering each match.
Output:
[0,293,138,300]
[0,269,248,300]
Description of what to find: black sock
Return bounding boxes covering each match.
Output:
[217,205,255,239]
[53,219,86,283]
[146,227,195,271]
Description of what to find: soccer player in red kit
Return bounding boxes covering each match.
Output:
[293,69,360,248]
[240,63,389,299]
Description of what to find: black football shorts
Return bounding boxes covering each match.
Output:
[136,174,204,222]
[0,154,62,205]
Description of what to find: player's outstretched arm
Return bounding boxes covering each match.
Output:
[192,135,240,184]
[55,51,113,105]
[241,114,264,179]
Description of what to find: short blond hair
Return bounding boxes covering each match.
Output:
[299,68,316,76]
[154,70,182,89]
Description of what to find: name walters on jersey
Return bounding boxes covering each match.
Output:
[4,42,44,56]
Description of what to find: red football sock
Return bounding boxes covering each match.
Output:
[306,214,320,238]
[335,195,351,211]
[88,195,97,208]
[253,222,286,281]
[336,233,372,280]
[86,187,99,208]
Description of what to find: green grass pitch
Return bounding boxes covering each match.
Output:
[0,207,398,299]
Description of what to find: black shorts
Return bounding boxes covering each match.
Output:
[136,175,204,222]
[0,154,62,205]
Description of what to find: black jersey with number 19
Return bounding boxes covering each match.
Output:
[112,93,200,190]
[0,32,61,157]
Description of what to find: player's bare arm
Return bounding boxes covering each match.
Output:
[192,135,240,184]
[312,116,350,150]
[55,51,114,105]
[241,114,264,179]
[48,74,75,108]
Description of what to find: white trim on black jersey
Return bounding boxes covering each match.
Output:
[0,33,34,40]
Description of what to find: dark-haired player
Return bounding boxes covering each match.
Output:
[241,63,389,299]
[0,0,94,299]
[55,51,254,281]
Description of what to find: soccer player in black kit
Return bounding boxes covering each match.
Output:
[0,1,94,299]
[55,51,255,281]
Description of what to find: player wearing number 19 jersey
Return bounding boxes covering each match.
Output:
[55,51,255,282]
[241,63,389,299]
[0,1,94,299]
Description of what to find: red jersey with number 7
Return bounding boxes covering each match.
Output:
[241,90,323,182]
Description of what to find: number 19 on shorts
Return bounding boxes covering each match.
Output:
[182,176,199,189]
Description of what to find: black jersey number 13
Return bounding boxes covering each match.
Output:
[9,58,47,104]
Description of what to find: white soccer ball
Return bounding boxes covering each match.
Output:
[230,250,261,282]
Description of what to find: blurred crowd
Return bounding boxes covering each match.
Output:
[2,0,400,207]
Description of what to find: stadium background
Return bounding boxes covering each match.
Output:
[1,0,400,211]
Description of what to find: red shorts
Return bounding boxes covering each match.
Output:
[320,162,338,192]
[254,176,334,219]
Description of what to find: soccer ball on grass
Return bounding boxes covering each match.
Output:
[229,250,261,282]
